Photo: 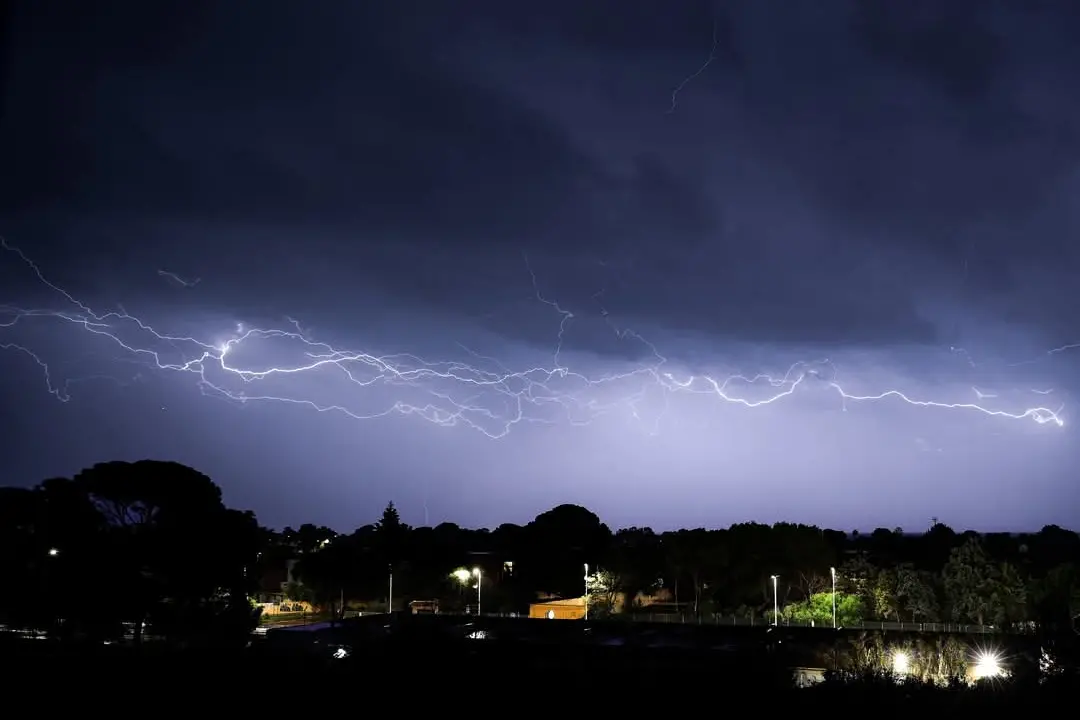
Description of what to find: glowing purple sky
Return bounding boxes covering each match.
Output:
[2,2,1078,532]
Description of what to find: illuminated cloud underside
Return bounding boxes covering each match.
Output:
[0,240,1066,440]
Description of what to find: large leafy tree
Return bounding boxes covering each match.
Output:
[942,537,1010,625]
[71,460,262,643]
[896,565,940,622]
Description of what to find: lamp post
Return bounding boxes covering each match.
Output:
[473,567,482,616]
[770,575,779,626]
[584,563,589,621]
[388,566,393,614]
[830,566,837,629]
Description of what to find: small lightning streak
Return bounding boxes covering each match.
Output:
[667,14,719,114]
[1008,342,1080,367]
[0,238,1067,439]
[158,270,201,288]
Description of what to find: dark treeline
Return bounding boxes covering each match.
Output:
[1,461,262,644]
[284,503,1080,632]
[3,460,1079,644]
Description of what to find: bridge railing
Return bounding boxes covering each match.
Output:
[617,613,1000,634]
[412,612,1020,635]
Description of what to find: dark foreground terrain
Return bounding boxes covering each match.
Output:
[4,623,1077,712]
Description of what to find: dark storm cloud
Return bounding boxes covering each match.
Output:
[732,2,1080,258]
[3,1,1078,355]
[0,1,720,261]
[494,2,1080,271]
[854,1,1007,101]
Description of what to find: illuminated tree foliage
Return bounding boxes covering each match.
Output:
[779,591,864,626]
[943,538,1027,627]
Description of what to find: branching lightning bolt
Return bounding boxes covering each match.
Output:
[0,238,1066,439]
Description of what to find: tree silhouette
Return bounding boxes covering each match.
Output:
[9,460,265,644]
[3,460,1080,645]
[376,501,409,567]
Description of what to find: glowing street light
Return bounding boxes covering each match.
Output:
[47,548,59,557]
[893,650,910,675]
[770,575,779,626]
[451,568,472,585]
[829,565,838,626]
[473,567,482,616]
[584,563,589,621]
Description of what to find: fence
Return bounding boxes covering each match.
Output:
[610,613,1002,634]
[472,611,1004,634]
[257,609,1015,636]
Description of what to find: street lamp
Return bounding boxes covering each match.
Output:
[584,563,589,621]
[473,567,482,616]
[388,565,393,614]
[770,575,779,626]
[47,548,59,557]
[830,566,837,629]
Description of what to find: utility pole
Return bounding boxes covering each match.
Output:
[584,563,589,621]
[771,575,779,626]
[830,567,837,629]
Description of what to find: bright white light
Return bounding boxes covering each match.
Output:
[893,651,910,675]
[47,548,59,557]
[973,650,1003,680]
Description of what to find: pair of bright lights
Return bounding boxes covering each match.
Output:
[892,649,1003,679]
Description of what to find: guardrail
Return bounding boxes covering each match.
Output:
[469,612,1006,634]
[252,610,1018,636]
[608,614,1003,634]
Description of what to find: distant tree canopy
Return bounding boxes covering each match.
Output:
[3,460,1079,644]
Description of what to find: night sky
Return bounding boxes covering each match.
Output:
[2,1,1078,532]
